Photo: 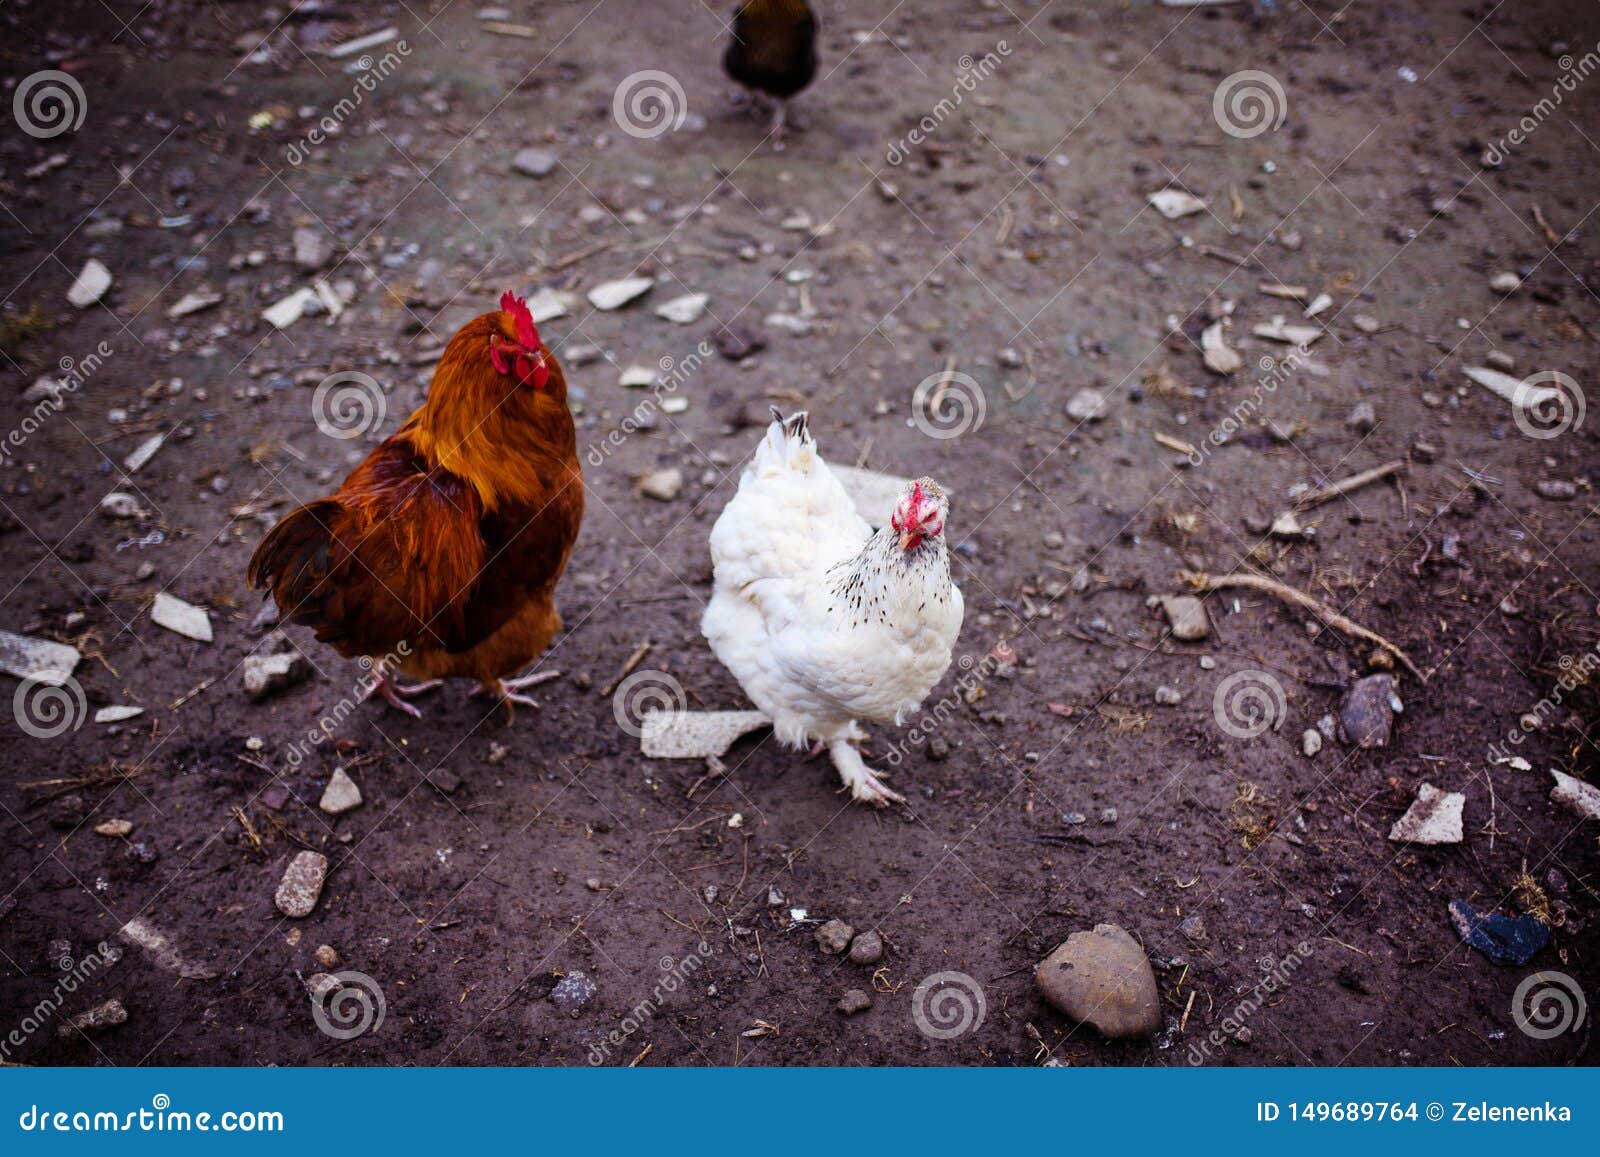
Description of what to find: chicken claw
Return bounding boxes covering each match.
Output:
[471,669,561,723]
[829,739,905,808]
[362,674,441,719]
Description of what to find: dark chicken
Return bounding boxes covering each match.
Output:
[248,292,584,719]
[722,0,818,144]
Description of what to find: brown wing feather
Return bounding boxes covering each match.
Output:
[248,435,488,660]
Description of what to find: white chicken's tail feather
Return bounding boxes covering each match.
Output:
[752,408,815,476]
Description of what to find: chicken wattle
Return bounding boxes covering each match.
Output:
[702,410,964,805]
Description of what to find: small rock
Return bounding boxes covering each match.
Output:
[1159,595,1210,640]
[94,705,144,724]
[1388,782,1465,845]
[1154,685,1183,706]
[836,988,873,1015]
[636,468,683,501]
[1489,271,1521,294]
[1346,401,1377,433]
[319,767,363,815]
[1066,388,1109,423]
[275,850,329,918]
[242,646,311,700]
[1146,188,1206,219]
[714,323,766,361]
[654,293,709,325]
[1534,480,1576,501]
[1352,314,1380,334]
[67,259,112,308]
[58,998,127,1036]
[149,591,213,642]
[1338,673,1399,748]
[512,147,558,178]
[166,289,223,319]
[1550,770,1600,822]
[314,944,341,969]
[292,226,332,270]
[816,919,854,955]
[124,840,159,866]
[49,794,87,829]
[1034,923,1161,1038]
[1449,899,1549,966]
[587,276,653,311]
[0,629,81,684]
[619,364,656,388]
[550,970,598,1013]
[100,492,146,519]
[1100,807,1118,825]
[1301,729,1322,757]
[1179,914,1207,942]
[848,929,884,965]
[1485,350,1516,371]
[95,819,133,837]
[427,767,463,795]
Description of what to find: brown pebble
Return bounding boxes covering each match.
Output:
[848,929,884,965]
[314,944,340,969]
[836,989,873,1015]
[94,819,133,837]
[816,918,854,955]
[274,850,329,918]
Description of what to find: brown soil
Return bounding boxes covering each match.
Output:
[1,0,1597,1067]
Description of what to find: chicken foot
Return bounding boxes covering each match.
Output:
[829,738,904,807]
[361,673,442,719]
[471,668,562,723]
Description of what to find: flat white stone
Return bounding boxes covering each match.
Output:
[1147,189,1206,219]
[0,630,81,685]
[166,290,222,319]
[1463,367,1560,412]
[526,287,573,323]
[1550,769,1600,822]
[587,277,654,311]
[641,710,770,758]
[95,705,145,724]
[67,259,112,308]
[830,465,917,527]
[655,293,709,324]
[262,287,318,329]
[320,767,364,815]
[1253,317,1324,345]
[123,431,167,474]
[150,591,213,642]
[1387,782,1465,844]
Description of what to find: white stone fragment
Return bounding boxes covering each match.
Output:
[67,259,112,308]
[1387,782,1465,845]
[150,591,213,642]
[587,277,654,311]
[641,710,771,758]
[0,630,81,685]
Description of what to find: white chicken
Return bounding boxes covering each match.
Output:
[702,410,964,805]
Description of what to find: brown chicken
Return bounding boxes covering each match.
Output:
[723,0,818,144]
[248,292,583,719]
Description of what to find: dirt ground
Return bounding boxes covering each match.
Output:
[1,0,1597,1068]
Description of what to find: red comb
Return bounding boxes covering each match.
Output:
[499,290,539,348]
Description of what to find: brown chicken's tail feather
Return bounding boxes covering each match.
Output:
[246,500,344,635]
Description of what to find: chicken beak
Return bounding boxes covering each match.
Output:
[899,531,920,551]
